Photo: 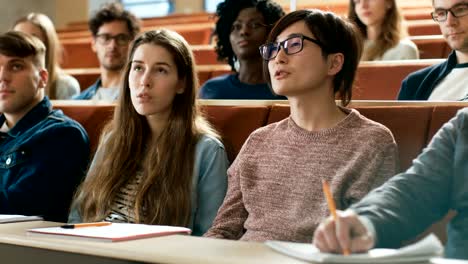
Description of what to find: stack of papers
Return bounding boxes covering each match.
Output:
[27,223,191,242]
[0,214,43,224]
[266,233,443,263]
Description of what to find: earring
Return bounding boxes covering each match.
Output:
[233,56,240,72]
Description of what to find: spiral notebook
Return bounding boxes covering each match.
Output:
[266,233,443,263]
[27,223,191,242]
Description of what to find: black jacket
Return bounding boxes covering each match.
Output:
[398,51,458,100]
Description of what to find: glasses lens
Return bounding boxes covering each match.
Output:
[115,34,131,45]
[96,34,130,45]
[434,10,447,21]
[285,37,303,55]
[261,43,279,60]
[96,34,110,44]
[452,4,468,17]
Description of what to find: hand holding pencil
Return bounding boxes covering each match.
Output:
[313,180,374,255]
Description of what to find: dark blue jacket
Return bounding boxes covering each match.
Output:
[398,51,458,100]
[0,98,90,222]
[73,78,101,100]
[199,74,286,100]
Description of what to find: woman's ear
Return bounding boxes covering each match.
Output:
[176,78,185,94]
[327,53,344,76]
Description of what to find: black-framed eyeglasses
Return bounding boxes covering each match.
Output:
[95,33,132,46]
[231,21,268,33]
[259,34,324,61]
[431,3,468,22]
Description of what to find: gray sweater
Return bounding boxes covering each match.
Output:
[353,108,468,259]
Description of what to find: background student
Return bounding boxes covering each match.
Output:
[13,13,80,99]
[204,9,398,242]
[0,31,89,222]
[74,2,140,101]
[69,29,229,236]
[398,0,468,101]
[199,0,286,99]
[348,0,419,60]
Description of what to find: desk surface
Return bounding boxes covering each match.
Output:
[0,221,467,264]
[0,221,306,264]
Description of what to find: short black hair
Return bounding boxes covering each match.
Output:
[263,9,362,106]
[214,0,284,71]
[0,31,46,68]
[89,2,141,39]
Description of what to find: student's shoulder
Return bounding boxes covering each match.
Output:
[398,38,418,49]
[452,107,468,126]
[405,58,447,82]
[349,109,395,144]
[196,134,225,152]
[202,73,235,87]
[247,117,289,142]
[42,110,89,140]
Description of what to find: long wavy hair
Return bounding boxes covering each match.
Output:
[73,29,219,225]
[14,13,63,99]
[348,0,407,60]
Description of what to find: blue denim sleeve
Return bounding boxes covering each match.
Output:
[0,124,90,222]
[191,135,229,236]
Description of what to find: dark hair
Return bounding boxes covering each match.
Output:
[89,2,140,38]
[214,0,284,71]
[0,31,46,68]
[263,9,362,106]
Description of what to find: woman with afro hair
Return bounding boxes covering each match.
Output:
[199,0,286,99]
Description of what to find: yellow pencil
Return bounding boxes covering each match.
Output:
[322,180,350,256]
[61,222,112,229]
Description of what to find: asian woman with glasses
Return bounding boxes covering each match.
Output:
[348,0,419,61]
[204,9,398,243]
[13,13,81,99]
[198,0,286,99]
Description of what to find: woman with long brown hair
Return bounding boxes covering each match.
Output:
[69,29,229,236]
[348,0,419,61]
[13,13,80,99]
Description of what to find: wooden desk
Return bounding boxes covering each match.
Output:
[0,221,306,264]
[1,221,467,264]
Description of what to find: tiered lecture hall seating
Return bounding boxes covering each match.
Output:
[54,0,458,248]
[54,100,467,244]
[57,0,444,99]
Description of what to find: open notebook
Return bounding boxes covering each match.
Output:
[266,233,443,263]
[27,223,191,242]
[0,214,43,224]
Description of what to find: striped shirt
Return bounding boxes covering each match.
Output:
[105,171,143,223]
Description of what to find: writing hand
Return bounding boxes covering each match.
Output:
[313,209,374,254]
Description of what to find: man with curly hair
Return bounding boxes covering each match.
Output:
[75,3,140,100]
[199,0,286,99]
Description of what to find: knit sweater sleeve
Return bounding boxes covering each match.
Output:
[343,133,399,208]
[203,136,252,239]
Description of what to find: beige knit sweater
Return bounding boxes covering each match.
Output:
[205,108,399,242]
